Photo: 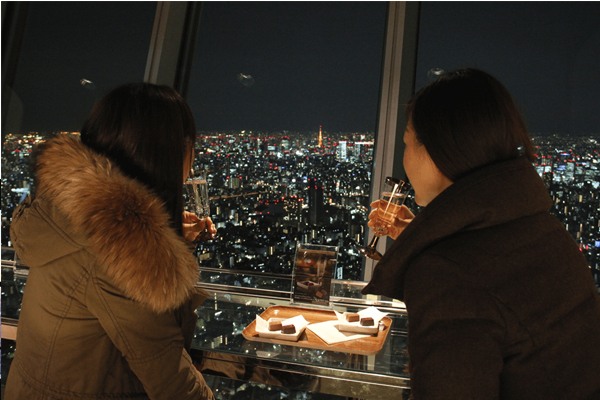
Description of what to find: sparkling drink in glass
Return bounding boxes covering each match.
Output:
[360,177,410,260]
[185,176,210,218]
[184,169,212,240]
[371,190,408,236]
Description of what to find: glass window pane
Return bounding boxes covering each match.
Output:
[416,2,600,285]
[2,2,156,248]
[186,2,387,285]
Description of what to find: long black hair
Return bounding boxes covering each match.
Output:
[407,68,535,181]
[80,83,196,234]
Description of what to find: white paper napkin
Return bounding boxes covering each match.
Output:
[306,319,371,344]
[306,306,387,344]
[335,306,387,334]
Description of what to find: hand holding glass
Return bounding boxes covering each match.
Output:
[360,177,410,260]
[184,169,214,241]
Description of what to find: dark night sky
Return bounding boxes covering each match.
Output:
[6,2,156,134]
[6,1,600,135]
[186,2,387,133]
[416,1,600,136]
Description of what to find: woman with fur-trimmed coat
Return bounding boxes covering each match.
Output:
[5,84,216,399]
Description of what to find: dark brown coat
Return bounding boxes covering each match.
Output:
[6,135,214,399]
[363,157,600,399]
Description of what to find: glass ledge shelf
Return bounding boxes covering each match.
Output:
[1,263,412,398]
[190,290,411,397]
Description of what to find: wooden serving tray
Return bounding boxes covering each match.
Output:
[242,305,392,356]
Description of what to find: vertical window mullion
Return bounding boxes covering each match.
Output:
[364,2,419,280]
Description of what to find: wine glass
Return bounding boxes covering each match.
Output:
[184,168,212,241]
[360,177,411,260]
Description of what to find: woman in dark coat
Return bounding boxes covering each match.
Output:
[6,83,216,399]
[363,68,600,399]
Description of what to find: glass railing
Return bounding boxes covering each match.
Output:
[1,262,410,398]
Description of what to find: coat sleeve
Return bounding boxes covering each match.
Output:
[86,270,214,400]
[404,254,505,400]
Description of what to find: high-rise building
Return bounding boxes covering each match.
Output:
[337,140,348,161]
[307,177,325,226]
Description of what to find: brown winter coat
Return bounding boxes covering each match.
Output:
[5,135,214,399]
[363,157,600,399]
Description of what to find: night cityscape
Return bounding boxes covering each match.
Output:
[3,2,599,397]
[2,130,599,291]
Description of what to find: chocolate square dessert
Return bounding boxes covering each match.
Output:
[345,313,360,322]
[268,320,283,331]
[360,317,374,326]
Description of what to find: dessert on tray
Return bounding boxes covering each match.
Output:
[243,305,393,355]
[336,307,388,334]
[268,319,284,331]
[254,314,309,341]
[345,313,360,322]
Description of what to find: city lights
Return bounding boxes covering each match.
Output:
[1,131,599,287]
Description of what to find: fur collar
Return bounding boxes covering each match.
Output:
[34,134,200,313]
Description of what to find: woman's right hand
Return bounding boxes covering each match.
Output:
[183,212,216,242]
[367,200,415,240]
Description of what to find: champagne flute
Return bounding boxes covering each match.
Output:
[360,177,410,260]
[184,168,212,241]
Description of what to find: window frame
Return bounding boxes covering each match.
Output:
[2,1,418,283]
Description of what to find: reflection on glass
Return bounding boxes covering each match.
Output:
[426,67,445,80]
[236,73,255,88]
[2,1,156,252]
[414,2,600,288]
[187,2,388,282]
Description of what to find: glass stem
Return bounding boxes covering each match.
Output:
[368,235,379,248]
